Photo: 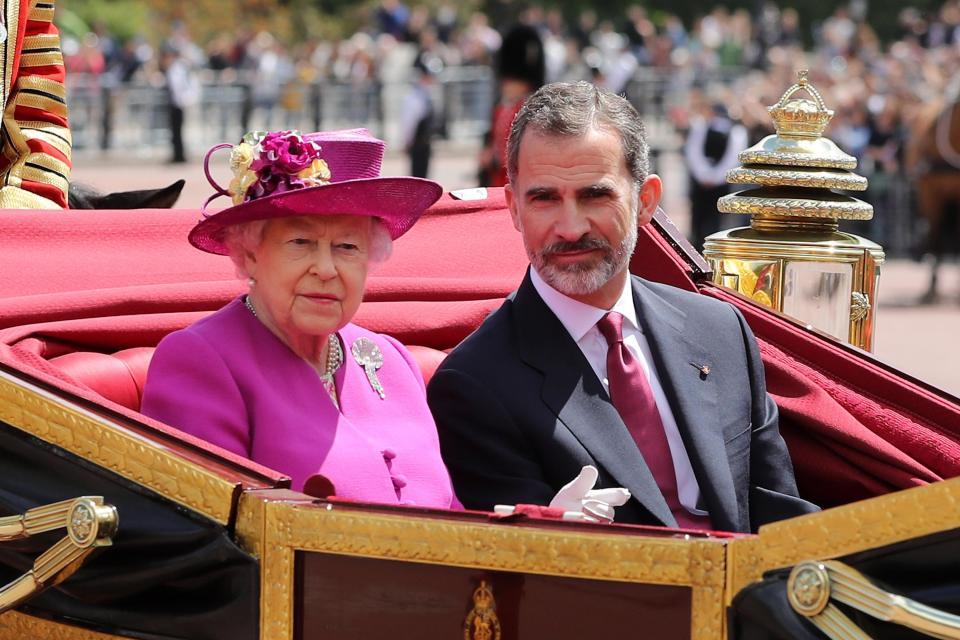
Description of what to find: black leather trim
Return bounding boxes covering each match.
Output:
[729,529,960,640]
[0,422,259,640]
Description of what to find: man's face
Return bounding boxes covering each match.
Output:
[505,126,661,308]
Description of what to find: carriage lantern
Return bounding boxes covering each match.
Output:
[703,71,884,351]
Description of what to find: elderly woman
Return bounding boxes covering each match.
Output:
[141,129,459,509]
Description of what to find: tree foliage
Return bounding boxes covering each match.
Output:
[60,0,373,45]
[61,0,950,46]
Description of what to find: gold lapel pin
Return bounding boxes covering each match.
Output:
[690,362,711,378]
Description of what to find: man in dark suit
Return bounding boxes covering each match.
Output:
[427,81,818,532]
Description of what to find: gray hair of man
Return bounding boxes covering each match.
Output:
[506,81,650,188]
[222,217,394,282]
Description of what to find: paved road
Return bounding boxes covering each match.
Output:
[72,143,960,398]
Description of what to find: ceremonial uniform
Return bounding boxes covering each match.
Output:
[0,0,71,208]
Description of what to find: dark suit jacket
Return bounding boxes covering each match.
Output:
[427,272,818,533]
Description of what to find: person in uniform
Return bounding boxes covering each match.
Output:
[0,0,71,208]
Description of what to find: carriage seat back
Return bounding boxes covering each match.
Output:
[50,344,449,413]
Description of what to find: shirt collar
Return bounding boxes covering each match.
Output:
[530,267,640,343]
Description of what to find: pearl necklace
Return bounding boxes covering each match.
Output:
[244,295,343,409]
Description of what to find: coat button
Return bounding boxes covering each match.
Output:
[391,474,408,489]
[381,448,397,461]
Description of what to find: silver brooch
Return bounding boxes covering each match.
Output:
[351,338,385,399]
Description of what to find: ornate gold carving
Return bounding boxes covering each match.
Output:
[728,477,960,596]
[261,499,296,640]
[267,501,723,585]
[235,492,266,559]
[737,150,857,170]
[463,581,501,640]
[0,372,237,525]
[249,494,728,640]
[689,540,727,640]
[725,167,867,191]
[725,536,763,608]
[0,497,117,614]
[790,560,960,640]
[850,292,870,322]
[68,503,97,547]
[718,194,874,220]
[787,561,831,616]
[0,611,127,640]
[768,70,834,138]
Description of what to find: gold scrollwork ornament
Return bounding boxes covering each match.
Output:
[463,580,502,640]
[850,292,870,323]
[787,561,831,616]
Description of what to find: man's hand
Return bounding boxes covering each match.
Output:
[549,466,631,523]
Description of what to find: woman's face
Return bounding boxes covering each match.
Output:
[245,215,372,345]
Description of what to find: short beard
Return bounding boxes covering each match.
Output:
[529,221,638,298]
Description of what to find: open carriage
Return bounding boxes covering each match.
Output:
[0,187,958,640]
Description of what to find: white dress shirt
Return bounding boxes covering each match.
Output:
[530,268,708,517]
[684,115,748,187]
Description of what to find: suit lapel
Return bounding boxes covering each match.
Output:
[631,278,739,530]
[512,273,677,527]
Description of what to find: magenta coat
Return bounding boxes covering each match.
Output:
[141,297,460,509]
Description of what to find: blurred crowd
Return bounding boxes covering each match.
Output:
[61,1,960,146]
[60,1,960,249]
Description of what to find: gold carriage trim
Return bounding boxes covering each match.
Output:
[788,560,960,640]
[0,611,127,640]
[725,167,868,191]
[0,371,238,525]
[239,491,728,640]
[718,194,874,220]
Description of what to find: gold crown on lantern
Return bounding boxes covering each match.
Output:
[768,70,834,138]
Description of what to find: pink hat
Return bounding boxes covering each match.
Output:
[189,128,443,255]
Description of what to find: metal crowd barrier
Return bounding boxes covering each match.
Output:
[65,67,688,154]
[65,67,500,154]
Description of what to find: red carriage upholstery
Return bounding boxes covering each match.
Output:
[50,347,153,411]
[0,192,958,516]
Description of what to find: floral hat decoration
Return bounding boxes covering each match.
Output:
[189,128,443,255]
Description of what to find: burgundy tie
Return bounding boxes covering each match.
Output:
[597,312,711,530]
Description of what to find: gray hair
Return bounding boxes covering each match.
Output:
[222,217,394,283]
[506,81,650,186]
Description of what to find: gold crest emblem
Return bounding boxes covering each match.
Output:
[463,580,501,640]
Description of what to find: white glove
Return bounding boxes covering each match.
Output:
[549,465,631,523]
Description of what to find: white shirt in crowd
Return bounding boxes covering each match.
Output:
[684,115,748,187]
